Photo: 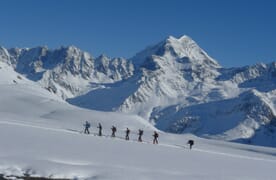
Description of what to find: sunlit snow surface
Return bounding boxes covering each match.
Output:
[0,62,276,180]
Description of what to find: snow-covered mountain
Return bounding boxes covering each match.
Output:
[118,35,222,115]
[151,89,276,146]
[0,46,134,98]
[1,35,276,147]
[69,35,224,116]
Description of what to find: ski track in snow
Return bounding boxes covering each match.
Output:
[0,120,275,164]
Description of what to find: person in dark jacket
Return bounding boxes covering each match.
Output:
[153,131,159,144]
[187,140,194,149]
[97,123,102,136]
[138,129,143,142]
[84,121,91,134]
[125,128,130,140]
[111,126,117,137]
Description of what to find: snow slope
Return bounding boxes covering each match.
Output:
[1,122,276,180]
[1,60,276,180]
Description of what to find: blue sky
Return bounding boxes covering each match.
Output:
[0,0,275,67]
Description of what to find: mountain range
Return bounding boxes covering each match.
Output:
[1,35,276,147]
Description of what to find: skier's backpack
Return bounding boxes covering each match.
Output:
[153,132,158,138]
[188,140,194,145]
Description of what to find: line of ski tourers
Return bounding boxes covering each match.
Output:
[83,121,194,149]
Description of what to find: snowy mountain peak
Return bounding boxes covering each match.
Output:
[166,35,192,42]
[165,35,220,67]
[166,34,193,44]
[132,35,220,69]
[179,34,192,40]
[63,45,82,54]
[97,54,110,60]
